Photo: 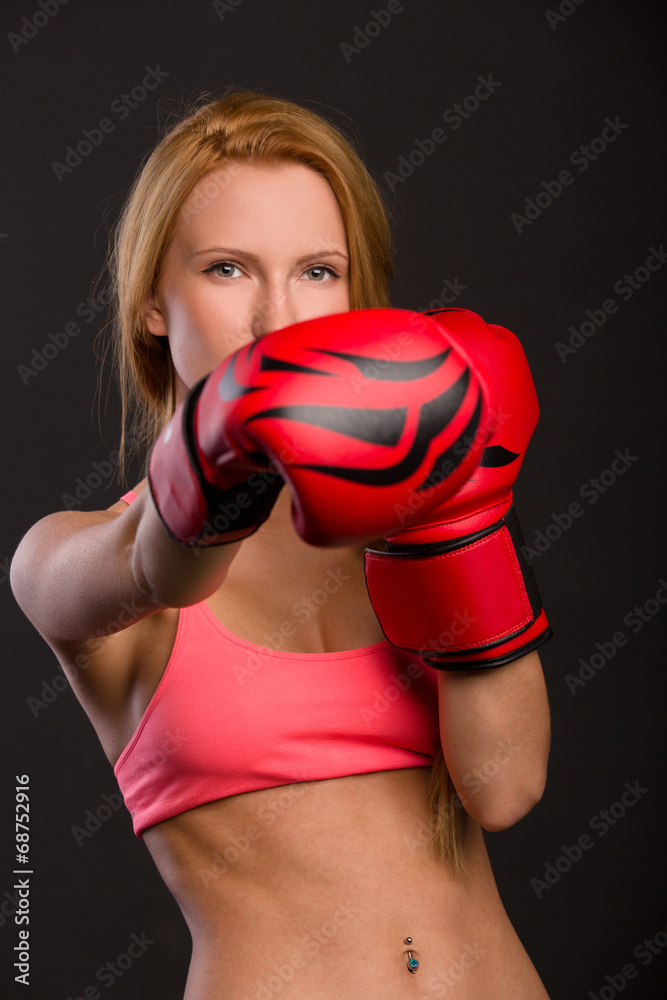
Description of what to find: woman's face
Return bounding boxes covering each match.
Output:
[144,161,351,403]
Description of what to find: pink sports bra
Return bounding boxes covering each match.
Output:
[113,490,440,838]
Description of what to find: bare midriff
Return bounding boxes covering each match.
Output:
[142,766,550,1000]
[92,492,549,998]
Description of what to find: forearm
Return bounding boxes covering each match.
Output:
[11,488,241,645]
[437,650,551,831]
[130,484,242,608]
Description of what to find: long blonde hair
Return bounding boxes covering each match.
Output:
[105,90,392,471]
[104,88,467,879]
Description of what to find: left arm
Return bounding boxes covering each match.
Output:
[437,650,551,831]
[364,308,553,828]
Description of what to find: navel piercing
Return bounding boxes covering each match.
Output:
[405,937,419,973]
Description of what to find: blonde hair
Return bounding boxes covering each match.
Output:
[104,88,466,879]
[105,90,392,473]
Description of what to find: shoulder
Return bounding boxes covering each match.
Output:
[49,482,179,759]
[105,483,144,513]
[12,479,160,675]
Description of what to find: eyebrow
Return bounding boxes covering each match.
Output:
[191,247,349,264]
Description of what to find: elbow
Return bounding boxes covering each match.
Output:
[479,788,545,833]
[474,773,548,833]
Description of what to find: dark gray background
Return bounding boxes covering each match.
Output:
[2,0,666,996]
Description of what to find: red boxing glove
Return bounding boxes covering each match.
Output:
[365,308,552,668]
[148,309,489,547]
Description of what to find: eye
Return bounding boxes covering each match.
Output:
[303,265,340,282]
[203,261,243,279]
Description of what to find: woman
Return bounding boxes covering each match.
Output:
[11,91,552,998]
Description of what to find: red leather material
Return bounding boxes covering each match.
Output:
[149,404,212,545]
[148,388,261,546]
[425,611,551,667]
[365,521,532,652]
[364,308,552,669]
[194,308,490,546]
[386,309,538,546]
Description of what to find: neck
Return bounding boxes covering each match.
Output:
[241,484,369,578]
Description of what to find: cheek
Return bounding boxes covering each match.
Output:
[168,337,214,390]
[171,316,260,388]
[165,282,219,333]
[308,277,351,316]
[165,311,230,386]
[328,280,351,314]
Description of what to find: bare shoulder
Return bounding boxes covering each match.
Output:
[10,481,156,674]
[11,483,179,762]
[12,485,142,581]
[105,485,144,514]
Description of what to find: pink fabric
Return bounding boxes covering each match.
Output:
[114,493,440,837]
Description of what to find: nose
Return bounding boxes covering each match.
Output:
[250,284,298,339]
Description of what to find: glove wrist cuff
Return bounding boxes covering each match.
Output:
[148,377,281,547]
[365,505,552,669]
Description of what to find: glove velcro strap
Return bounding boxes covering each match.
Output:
[148,379,280,546]
[364,505,551,668]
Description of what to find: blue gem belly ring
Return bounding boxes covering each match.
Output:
[405,937,419,973]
